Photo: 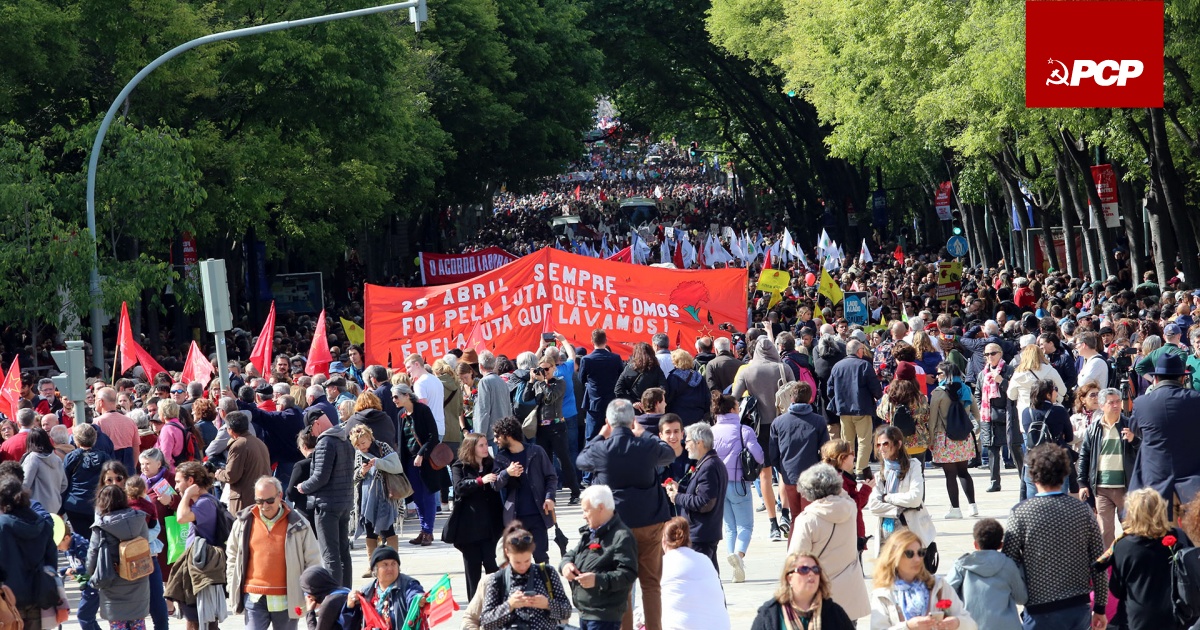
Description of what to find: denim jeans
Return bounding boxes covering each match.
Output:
[404,459,438,534]
[244,594,298,630]
[77,586,100,630]
[148,559,169,630]
[582,410,603,483]
[723,480,754,555]
[564,414,582,485]
[313,505,353,587]
[580,621,621,630]
[1021,602,1091,630]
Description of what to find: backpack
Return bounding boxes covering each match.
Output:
[1174,546,1200,626]
[891,403,917,438]
[739,394,762,433]
[116,537,154,581]
[0,582,21,630]
[197,494,235,548]
[166,420,197,463]
[1024,407,1060,448]
[941,385,974,441]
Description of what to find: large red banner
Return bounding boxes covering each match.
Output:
[365,248,747,364]
[418,246,518,285]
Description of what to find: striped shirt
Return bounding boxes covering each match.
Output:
[1097,422,1125,488]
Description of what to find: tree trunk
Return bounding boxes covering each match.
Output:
[1112,162,1146,283]
[1053,160,1079,278]
[1148,108,1200,281]
[1145,176,1177,285]
[1061,129,1115,279]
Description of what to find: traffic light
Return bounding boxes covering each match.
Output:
[950,210,964,235]
[50,340,85,403]
[689,141,698,158]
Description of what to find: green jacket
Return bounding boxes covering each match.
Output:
[1134,343,1188,379]
[560,513,638,621]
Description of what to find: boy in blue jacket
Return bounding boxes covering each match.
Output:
[949,518,1028,630]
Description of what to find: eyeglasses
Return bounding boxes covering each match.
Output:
[903,548,928,559]
[790,565,821,576]
[1086,393,1099,399]
[875,441,891,448]
[983,351,1000,357]
[254,496,278,505]
[508,534,533,545]
[171,390,185,394]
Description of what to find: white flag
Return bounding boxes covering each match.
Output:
[860,238,874,264]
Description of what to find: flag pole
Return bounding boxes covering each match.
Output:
[111,347,119,384]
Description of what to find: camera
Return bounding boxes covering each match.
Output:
[533,367,547,377]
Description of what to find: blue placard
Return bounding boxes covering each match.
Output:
[844,292,869,325]
[946,234,969,258]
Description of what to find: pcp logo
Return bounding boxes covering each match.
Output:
[1026,2,1163,108]
[1044,59,1144,87]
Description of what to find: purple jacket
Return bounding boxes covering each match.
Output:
[711,413,764,480]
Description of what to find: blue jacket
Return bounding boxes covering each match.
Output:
[828,356,882,416]
[1129,381,1200,510]
[238,401,305,465]
[494,442,558,530]
[675,450,727,544]
[0,506,55,608]
[948,550,1027,630]
[576,426,676,528]
[579,348,624,419]
[769,404,830,485]
[665,368,710,426]
[305,395,340,427]
[61,448,111,514]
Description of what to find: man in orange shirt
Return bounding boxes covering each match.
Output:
[226,476,321,630]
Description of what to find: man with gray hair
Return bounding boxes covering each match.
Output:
[226,475,321,630]
[665,422,726,572]
[827,339,882,479]
[0,408,37,462]
[473,351,512,446]
[560,483,638,630]
[652,332,673,377]
[705,337,740,393]
[304,384,339,427]
[1077,387,1138,548]
[576,399,675,630]
[365,365,401,432]
[93,386,140,470]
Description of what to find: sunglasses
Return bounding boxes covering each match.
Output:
[875,441,892,448]
[171,390,185,394]
[903,548,928,559]
[1086,393,1099,399]
[254,496,278,505]
[791,565,821,576]
[984,351,1000,357]
[508,534,533,545]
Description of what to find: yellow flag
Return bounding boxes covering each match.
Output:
[341,317,365,345]
[818,269,844,305]
[767,292,783,309]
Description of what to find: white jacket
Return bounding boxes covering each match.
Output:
[1006,363,1066,421]
[865,458,935,547]
[870,576,977,630]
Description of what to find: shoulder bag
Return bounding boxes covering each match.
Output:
[413,429,456,471]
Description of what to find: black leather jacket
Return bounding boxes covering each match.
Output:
[1077,414,1140,493]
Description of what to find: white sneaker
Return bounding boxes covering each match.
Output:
[944,508,963,519]
[727,553,746,583]
[969,503,979,517]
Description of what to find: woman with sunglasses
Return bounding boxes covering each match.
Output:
[869,530,974,630]
[865,426,935,551]
[480,522,572,630]
[976,343,1016,493]
[750,552,855,630]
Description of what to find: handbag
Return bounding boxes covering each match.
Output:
[413,425,456,471]
[736,423,762,483]
[522,403,540,440]
[383,470,414,500]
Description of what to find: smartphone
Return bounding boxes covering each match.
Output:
[542,332,556,342]
[523,590,537,597]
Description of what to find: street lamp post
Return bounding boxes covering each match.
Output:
[84,0,428,370]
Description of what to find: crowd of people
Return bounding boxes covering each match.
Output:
[5,137,1200,630]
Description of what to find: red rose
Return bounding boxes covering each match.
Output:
[935,599,952,610]
[588,543,602,551]
[662,478,674,487]
[1164,535,1179,547]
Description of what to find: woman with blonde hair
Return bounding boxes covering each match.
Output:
[870,530,975,630]
[750,552,856,630]
[661,516,730,629]
[348,423,403,573]
[910,331,943,380]
[1105,488,1179,630]
[1007,344,1066,423]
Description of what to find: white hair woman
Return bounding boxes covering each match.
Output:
[787,463,870,621]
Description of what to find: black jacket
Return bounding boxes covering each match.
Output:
[749,598,856,630]
[576,426,676,528]
[675,450,727,544]
[769,404,830,485]
[238,401,305,465]
[976,362,1020,447]
[560,514,639,622]
[1077,416,1139,493]
[442,459,503,547]
[614,365,665,403]
[1109,533,1183,630]
[345,408,398,450]
[400,401,446,493]
[493,442,558,530]
[664,368,710,426]
[579,348,624,420]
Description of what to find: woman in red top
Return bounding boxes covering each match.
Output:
[820,439,872,554]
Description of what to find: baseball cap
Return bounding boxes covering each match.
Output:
[1165,323,1182,337]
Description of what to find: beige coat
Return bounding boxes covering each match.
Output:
[787,492,870,620]
[225,505,322,619]
[461,573,493,630]
[869,576,977,630]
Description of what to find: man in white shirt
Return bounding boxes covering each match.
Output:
[406,354,445,438]
[1077,331,1109,392]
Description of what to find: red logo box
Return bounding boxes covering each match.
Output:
[1026,1,1163,108]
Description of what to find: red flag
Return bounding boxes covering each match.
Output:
[180,341,214,388]
[1,357,19,420]
[249,302,276,376]
[762,248,773,270]
[599,189,608,202]
[573,185,581,201]
[672,240,684,268]
[606,246,631,262]
[135,346,169,383]
[305,309,333,376]
[893,245,904,264]
[117,302,138,375]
